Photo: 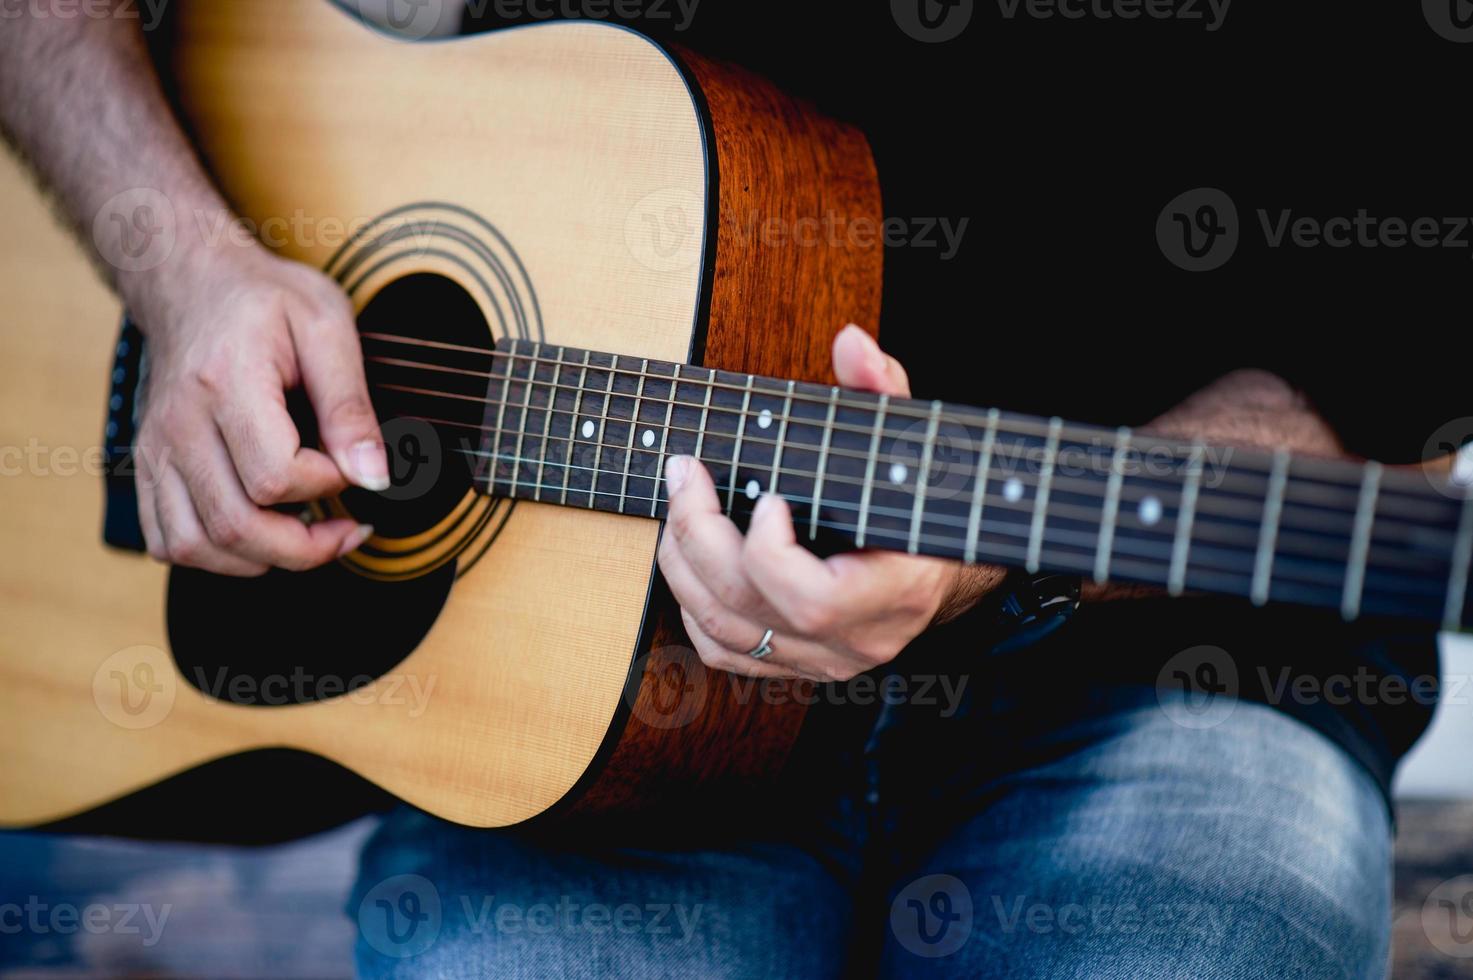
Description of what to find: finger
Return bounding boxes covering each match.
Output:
[663,456,773,620]
[287,296,388,492]
[832,323,911,397]
[136,468,166,562]
[184,433,374,572]
[660,526,795,660]
[154,467,270,577]
[679,607,805,681]
[743,492,858,639]
[215,378,349,505]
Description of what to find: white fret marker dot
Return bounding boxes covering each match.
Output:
[581,420,595,439]
[757,409,773,430]
[745,479,761,501]
[1003,478,1024,503]
[641,429,655,448]
[889,463,908,485]
[1139,495,1163,527]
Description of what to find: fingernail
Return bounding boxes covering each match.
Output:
[350,440,390,492]
[337,524,374,558]
[666,456,692,495]
[753,493,779,519]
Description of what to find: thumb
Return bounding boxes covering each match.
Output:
[832,324,911,397]
[289,303,389,492]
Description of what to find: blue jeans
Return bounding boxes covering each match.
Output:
[349,685,1392,978]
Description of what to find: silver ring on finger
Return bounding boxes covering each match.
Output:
[745,627,776,661]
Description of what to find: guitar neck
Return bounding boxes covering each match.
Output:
[369,336,1473,632]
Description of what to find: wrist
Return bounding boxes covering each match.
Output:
[113,198,270,338]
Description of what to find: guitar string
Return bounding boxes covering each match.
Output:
[411,409,1449,568]
[361,332,1455,498]
[375,382,1451,536]
[441,445,1450,603]
[366,371,1460,550]
[362,343,1459,512]
[366,370,1452,530]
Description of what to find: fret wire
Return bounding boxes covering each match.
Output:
[1340,461,1382,621]
[1251,448,1290,606]
[809,387,840,542]
[1093,426,1132,584]
[1445,490,1473,630]
[412,405,1454,559]
[533,346,563,503]
[560,350,592,506]
[856,394,890,549]
[451,445,1453,599]
[965,408,1000,564]
[769,380,796,495]
[617,359,649,513]
[587,357,618,509]
[509,343,537,498]
[650,369,677,518]
[692,367,716,464]
[365,333,1436,495]
[371,366,1450,523]
[725,376,756,515]
[1168,442,1206,596]
[489,347,514,493]
[908,401,943,555]
[1026,418,1063,573]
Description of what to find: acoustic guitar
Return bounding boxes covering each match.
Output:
[1,0,1469,830]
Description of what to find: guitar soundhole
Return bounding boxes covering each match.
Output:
[166,274,494,707]
[349,272,493,538]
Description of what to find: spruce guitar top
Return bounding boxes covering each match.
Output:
[1,0,1468,831]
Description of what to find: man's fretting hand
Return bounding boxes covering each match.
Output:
[658,325,1005,682]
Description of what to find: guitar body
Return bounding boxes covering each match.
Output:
[0,1,880,828]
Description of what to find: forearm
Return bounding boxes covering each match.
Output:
[0,3,254,331]
[1084,368,1344,603]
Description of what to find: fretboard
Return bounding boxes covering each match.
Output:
[367,336,1473,632]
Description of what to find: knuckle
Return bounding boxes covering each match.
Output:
[323,394,378,433]
[853,638,899,666]
[791,602,837,637]
[669,510,696,545]
[194,355,236,397]
[202,507,245,548]
[690,604,732,650]
[244,467,291,506]
[821,662,861,683]
[167,534,204,567]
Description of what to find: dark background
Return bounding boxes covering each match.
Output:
[469,0,1470,463]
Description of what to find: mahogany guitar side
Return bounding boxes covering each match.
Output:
[0,1,881,829]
